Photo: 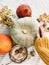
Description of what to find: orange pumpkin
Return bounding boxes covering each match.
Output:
[0,34,12,54]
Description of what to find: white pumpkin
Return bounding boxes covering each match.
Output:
[10,17,39,47]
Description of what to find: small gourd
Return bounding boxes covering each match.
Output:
[10,17,39,47]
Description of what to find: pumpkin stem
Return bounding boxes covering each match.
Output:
[22,29,27,34]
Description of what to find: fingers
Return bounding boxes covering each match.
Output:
[39,26,45,37]
[36,26,45,38]
[36,33,40,38]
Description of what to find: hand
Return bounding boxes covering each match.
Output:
[35,26,49,65]
[36,26,45,38]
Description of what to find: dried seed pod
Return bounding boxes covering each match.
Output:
[38,13,49,22]
[47,27,49,30]
[9,45,28,63]
[37,19,40,22]
[42,22,47,28]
